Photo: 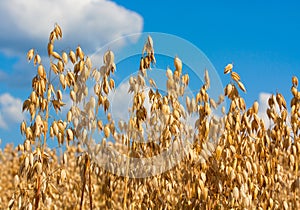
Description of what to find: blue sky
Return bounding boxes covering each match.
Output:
[0,0,299,146]
[117,0,300,94]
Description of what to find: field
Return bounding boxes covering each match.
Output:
[0,24,299,209]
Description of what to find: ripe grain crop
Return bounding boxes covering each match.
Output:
[0,24,299,209]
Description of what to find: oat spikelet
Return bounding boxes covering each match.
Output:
[174,56,182,72]
[27,48,34,62]
[237,81,246,92]
[224,63,233,74]
[231,71,241,82]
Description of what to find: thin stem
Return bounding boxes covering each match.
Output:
[35,55,52,210]
[123,139,130,209]
[88,160,93,210]
[80,154,89,210]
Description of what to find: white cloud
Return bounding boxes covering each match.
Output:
[108,80,154,122]
[109,82,133,122]
[0,93,25,129]
[0,114,7,129]
[0,0,143,55]
[257,92,282,129]
[0,0,143,89]
[257,92,271,128]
